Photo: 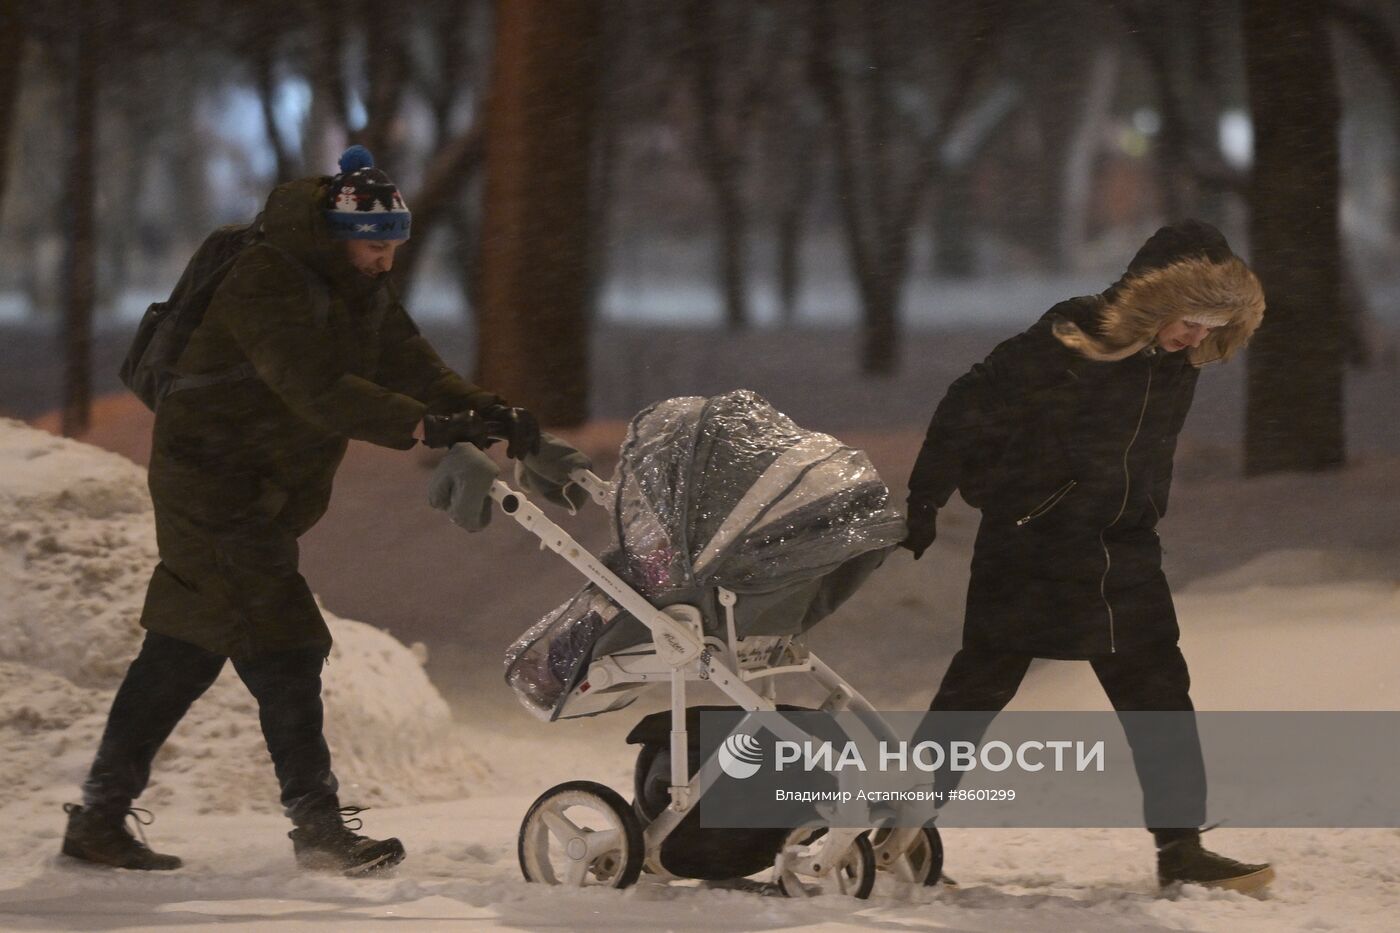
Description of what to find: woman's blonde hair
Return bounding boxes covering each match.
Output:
[1053,256,1265,365]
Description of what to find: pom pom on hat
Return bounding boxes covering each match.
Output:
[323,145,411,241]
[338,144,375,173]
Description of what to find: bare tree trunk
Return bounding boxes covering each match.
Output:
[808,0,1000,373]
[477,0,601,426]
[251,34,298,183]
[587,15,621,325]
[104,115,148,305]
[859,1,905,371]
[774,176,813,322]
[357,0,408,166]
[808,0,902,373]
[392,0,487,301]
[771,119,820,322]
[760,7,820,323]
[1019,8,1095,270]
[686,0,752,331]
[449,186,481,315]
[1325,0,1400,236]
[713,189,749,331]
[857,262,901,376]
[0,1,26,220]
[1111,0,1197,220]
[1243,0,1345,474]
[62,5,97,437]
[930,81,1021,277]
[304,0,352,174]
[931,169,976,278]
[1325,2,1400,114]
[1059,43,1120,269]
[172,95,212,245]
[100,3,155,306]
[1190,0,1231,225]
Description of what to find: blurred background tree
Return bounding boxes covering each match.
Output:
[476,0,600,425]
[0,0,1395,468]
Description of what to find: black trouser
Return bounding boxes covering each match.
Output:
[82,631,340,825]
[927,644,1207,839]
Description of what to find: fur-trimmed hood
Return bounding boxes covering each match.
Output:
[1053,221,1266,366]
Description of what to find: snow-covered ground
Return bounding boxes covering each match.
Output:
[1,418,1398,931]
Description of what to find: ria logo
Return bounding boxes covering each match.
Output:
[718,732,764,780]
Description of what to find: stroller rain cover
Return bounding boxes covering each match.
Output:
[505,390,907,719]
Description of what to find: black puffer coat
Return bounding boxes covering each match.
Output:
[910,300,1196,658]
[908,222,1265,658]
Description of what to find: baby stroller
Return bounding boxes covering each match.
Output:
[497,391,943,896]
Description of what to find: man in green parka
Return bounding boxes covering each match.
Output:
[61,146,538,875]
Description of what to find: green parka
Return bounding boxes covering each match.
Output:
[139,176,498,658]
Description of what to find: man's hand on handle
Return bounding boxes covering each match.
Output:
[419,404,541,460]
[480,404,541,460]
[421,409,493,450]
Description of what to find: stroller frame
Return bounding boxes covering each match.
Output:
[495,468,936,892]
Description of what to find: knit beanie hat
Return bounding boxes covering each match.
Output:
[322,145,412,240]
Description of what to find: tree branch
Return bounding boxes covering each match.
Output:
[249,32,298,183]
[1325,0,1400,111]
[311,0,351,132]
[357,0,409,162]
[389,121,486,290]
[895,8,1004,236]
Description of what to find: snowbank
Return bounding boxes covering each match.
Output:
[0,419,487,815]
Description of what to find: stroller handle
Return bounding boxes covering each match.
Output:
[566,467,613,508]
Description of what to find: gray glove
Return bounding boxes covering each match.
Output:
[428,443,500,532]
[514,432,593,513]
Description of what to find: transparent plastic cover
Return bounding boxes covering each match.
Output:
[504,390,906,718]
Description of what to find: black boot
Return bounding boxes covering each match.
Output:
[61,804,182,871]
[288,806,405,876]
[1156,831,1273,893]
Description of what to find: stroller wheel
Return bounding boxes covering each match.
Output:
[518,781,645,888]
[775,827,875,899]
[869,826,945,886]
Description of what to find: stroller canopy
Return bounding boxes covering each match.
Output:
[506,391,906,718]
[613,390,905,607]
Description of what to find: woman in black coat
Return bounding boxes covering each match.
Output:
[904,220,1273,891]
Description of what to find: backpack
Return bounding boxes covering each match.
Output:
[120,214,328,411]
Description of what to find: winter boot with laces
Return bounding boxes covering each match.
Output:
[60,803,182,870]
[1156,830,1273,894]
[288,806,405,876]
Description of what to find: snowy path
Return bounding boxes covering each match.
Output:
[3,799,1399,931]
[4,412,1400,930]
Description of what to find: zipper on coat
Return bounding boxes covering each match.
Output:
[1100,362,1154,653]
[1016,480,1078,526]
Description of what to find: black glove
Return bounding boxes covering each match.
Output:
[901,501,938,559]
[481,403,541,460]
[421,409,492,450]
